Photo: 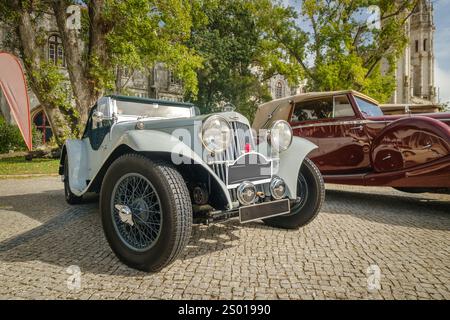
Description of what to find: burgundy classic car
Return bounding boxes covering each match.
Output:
[253,90,450,194]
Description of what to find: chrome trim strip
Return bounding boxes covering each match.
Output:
[290,119,398,129]
[291,120,369,129]
[292,117,450,130]
[227,178,272,189]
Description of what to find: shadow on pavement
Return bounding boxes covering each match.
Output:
[324,189,450,231]
[0,190,242,275]
[0,186,448,276]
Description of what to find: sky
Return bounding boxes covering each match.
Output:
[433,0,450,103]
[282,0,450,104]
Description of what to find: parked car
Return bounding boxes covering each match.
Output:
[253,90,450,194]
[60,95,325,271]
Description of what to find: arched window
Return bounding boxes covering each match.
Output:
[48,35,64,66]
[275,81,284,99]
[33,110,53,144]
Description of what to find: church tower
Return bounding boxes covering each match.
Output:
[390,0,436,104]
[410,0,436,103]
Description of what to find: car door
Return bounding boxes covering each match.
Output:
[81,97,115,183]
[290,94,371,175]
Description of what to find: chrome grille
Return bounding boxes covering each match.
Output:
[209,121,255,185]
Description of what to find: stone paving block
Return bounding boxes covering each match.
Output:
[0,178,448,300]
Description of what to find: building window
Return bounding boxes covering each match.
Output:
[423,39,428,51]
[275,81,284,99]
[48,35,64,66]
[169,71,181,85]
[33,110,53,144]
[415,40,419,53]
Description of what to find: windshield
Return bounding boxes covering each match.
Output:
[115,100,192,119]
[355,97,384,117]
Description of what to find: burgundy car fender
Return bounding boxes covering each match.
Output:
[370,116,450,173]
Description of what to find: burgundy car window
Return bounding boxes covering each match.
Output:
[355,97,384,117]
[333,95,355,118]
[292,98,333,121]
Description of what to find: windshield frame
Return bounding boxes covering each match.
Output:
[113,99,195,120]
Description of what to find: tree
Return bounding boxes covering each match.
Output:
[273,0,420,103]
[187,0,302,120]
[0,0,202,145]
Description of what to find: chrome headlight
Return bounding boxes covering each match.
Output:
[201,115,232,153]
[268,120,293,152]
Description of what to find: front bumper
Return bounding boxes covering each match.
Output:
[193,198,300,225]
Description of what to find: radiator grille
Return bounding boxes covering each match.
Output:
[208,121,256,186]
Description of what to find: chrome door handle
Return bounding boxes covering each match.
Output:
[350,125,363,131]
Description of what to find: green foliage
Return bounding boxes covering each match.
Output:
[0,116,42,153]
[28,60,79,138]
[1,0,420,133]
[277,0,418,103]
[1,0,203,143]
[102,0,203,96]
[187,0,301,119]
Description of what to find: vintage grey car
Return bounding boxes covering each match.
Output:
[60,95,324,271]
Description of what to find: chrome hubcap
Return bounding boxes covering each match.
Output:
[111,173,162,252]
[115,204,134,226]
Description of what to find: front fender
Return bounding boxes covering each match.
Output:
[258,137,318,198]
[119,130,233,209]
[64,139,89,195]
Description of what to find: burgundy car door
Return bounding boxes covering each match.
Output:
[290,95,371,175]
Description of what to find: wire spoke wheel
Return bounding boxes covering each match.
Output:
[111,173,162,252]
[101,154,192,271]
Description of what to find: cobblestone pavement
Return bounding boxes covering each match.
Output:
[0,177,449,300]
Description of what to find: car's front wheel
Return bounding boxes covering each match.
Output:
[100,154,192,272]
[264,158,325,229]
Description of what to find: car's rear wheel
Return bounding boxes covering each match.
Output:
[264,158,324,229]
[100,154,192,272]
[64,157,83,204]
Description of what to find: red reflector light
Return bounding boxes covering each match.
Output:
[245,143,251,153]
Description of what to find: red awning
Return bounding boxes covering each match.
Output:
[0,52,32,150]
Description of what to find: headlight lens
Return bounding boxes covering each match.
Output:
[201,115,232,153]
[268,120,293,152]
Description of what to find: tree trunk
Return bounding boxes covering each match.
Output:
[52,1,97,130]
[52,0,112,131]
[16,5,70,146]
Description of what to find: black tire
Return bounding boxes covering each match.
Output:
[64,156,83,205]
[264,158,325,229]
[100,154,192,272]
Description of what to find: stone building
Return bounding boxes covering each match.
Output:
[388,0,436,105]
[117,63,183,102]
[267,74,307,100]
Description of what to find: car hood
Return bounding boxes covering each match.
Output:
[114,111,251,131]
